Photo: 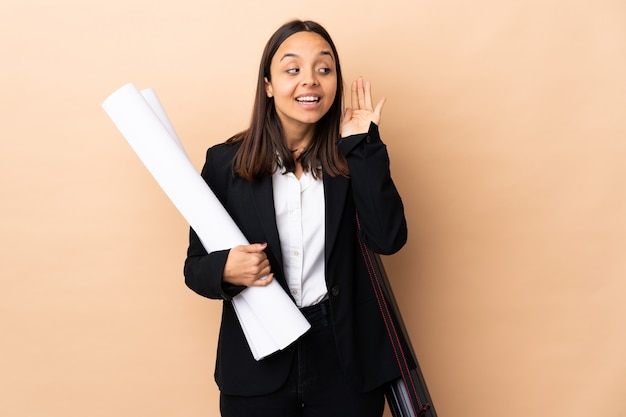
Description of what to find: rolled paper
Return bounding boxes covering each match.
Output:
[102,82,311,360]
[139,88,184,150]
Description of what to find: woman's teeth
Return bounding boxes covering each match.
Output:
[296,96,320,102]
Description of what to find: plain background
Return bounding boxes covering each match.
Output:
[2,0,625,416]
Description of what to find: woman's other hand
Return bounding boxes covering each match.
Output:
[222,243,274,287]
[340,77,386,138]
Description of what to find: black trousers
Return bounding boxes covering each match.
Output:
[220,299,385,417]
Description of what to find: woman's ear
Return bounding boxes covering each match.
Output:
[264,77,273,98]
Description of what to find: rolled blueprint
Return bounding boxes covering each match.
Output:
[102,82,311,360]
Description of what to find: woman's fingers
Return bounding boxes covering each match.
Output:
[249,273,274,287]
[363,78,373,110]
[350,77,375,111]
[223,243,274,286]
[357,77,367,110]
[351,79,359,110]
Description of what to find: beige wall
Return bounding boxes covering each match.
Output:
[2,0,625,416]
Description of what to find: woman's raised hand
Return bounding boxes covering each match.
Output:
[340,77,386,138]
[222,243,274,287]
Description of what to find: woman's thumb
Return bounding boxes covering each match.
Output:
[253,242,268,251]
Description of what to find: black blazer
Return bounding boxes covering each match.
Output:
[184,123,408,396]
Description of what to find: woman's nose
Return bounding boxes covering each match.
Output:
[301,69,319,86]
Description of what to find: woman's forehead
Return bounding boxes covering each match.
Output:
[274,32,334,62]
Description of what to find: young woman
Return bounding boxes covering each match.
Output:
[184,19,408,417]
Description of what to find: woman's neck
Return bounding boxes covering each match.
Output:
[283,123,315,155]
[282,124,314,180]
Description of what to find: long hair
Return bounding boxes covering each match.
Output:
[227,20,349,181]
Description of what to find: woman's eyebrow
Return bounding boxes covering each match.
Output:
[279,50,335,61]
[320,50,334,60]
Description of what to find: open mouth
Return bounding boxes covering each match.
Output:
[296,96,321,103]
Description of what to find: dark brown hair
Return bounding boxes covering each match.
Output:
[226,20,349,181]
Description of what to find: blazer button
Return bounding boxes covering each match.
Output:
[331,285,340,297]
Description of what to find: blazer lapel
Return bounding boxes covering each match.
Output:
[323,172,350,263]
[251,175,284,276]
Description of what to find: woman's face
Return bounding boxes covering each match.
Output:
[264,31,338,137]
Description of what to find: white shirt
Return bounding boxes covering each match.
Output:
[272,168,327,307]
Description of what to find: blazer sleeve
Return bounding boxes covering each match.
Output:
[337,122,408,255]
[183,145,246,300]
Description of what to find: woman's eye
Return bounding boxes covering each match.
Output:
[319,67,332,74]
[287,68,299,74]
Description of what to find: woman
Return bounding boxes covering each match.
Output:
[184,19,408,417]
